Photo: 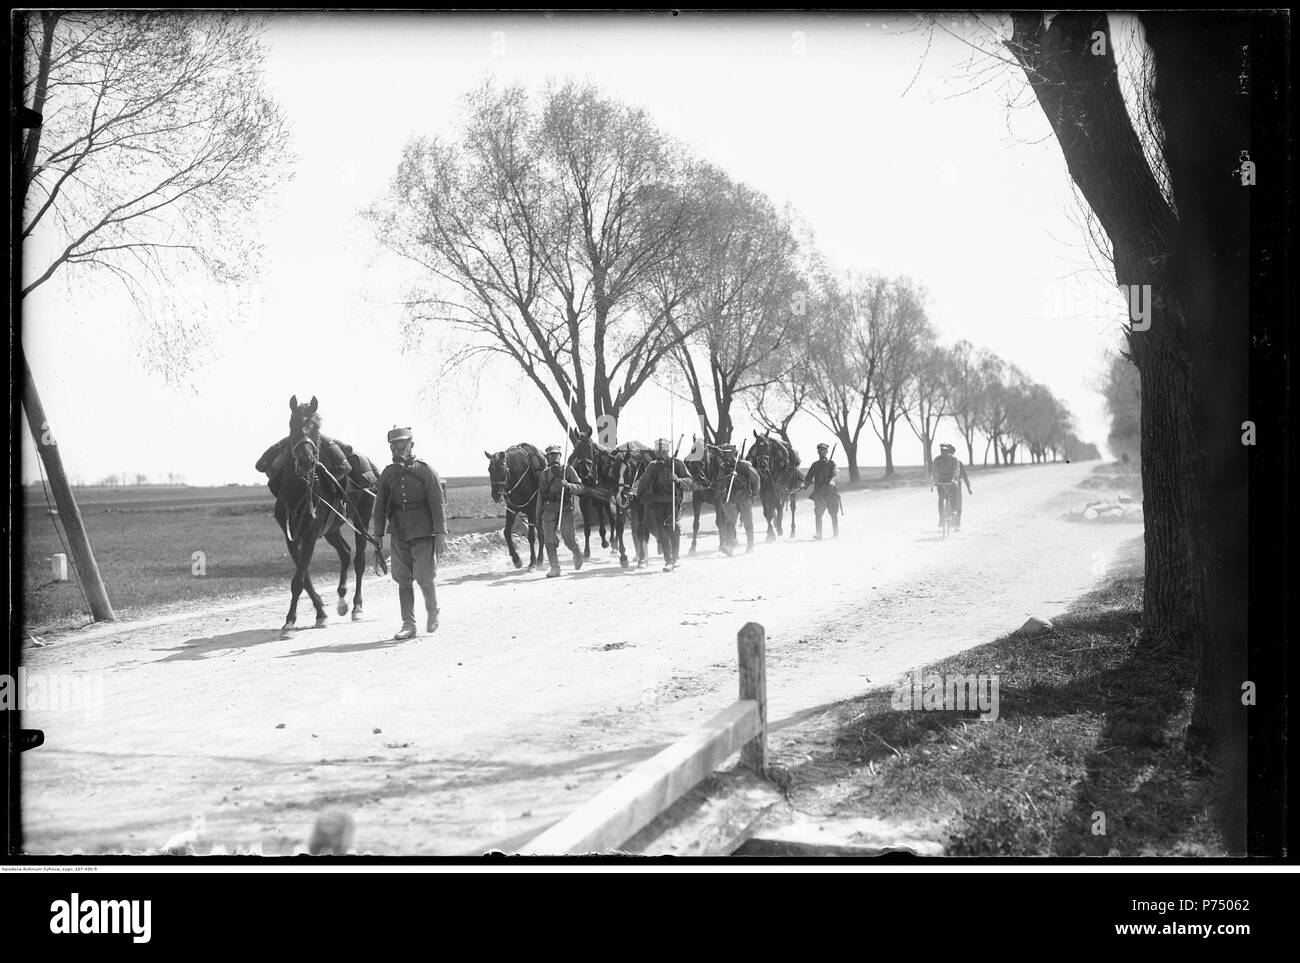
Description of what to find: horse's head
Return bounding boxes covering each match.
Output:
[288,395,321,481]
[485,450,507,503]
[749,434,773,475]
[569,428,612,487]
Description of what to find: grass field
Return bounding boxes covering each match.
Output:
[19,478,507,634]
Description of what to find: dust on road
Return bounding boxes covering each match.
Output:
[20,461,1139,855]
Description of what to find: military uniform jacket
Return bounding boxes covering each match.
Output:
[536,463,581,512]
[931,454,970,487]
[628,458,694,504]
[806,458,838,491]
[374,457,448,541]
[716,460,761,500]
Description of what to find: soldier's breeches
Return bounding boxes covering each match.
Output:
[646,502,679,562]
[540,506,577,551]
[390,534,436,590]
[398,586,415,626]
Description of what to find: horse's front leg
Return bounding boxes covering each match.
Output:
[581,499,593,559]
[690,496,701,555]
[299,536,328,629]
[351,528,366,620]
[764,490,777,542]
[282,534,304,637]
[789,494,798,537]
[324,528,352,616]
[504,509,522,569]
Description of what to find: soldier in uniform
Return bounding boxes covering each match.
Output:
[801,442,841,539]
[535,445,584,578]
[929,442,973,529]
[372,427,447,640]
[713,444,762,555]
[627,438,694,571]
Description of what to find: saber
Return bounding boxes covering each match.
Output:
[670,434,684,532]
[313,492,388,574]
[316,463,384,554]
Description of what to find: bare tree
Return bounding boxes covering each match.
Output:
[369,80,701,434]
[663,168,805,444]
[867,277,931,476]
[805,273,886,483]
[902,342,952,472]
[944,339,984,465]
[21,12,291,377]
[18,12,291,622]
[1001,12,1264,810]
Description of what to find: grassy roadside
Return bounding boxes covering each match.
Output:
[771,548,1229,856]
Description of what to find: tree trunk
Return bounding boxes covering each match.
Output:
[840,436,860,483]
[1007,14,1252,831]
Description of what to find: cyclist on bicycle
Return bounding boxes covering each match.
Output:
[930,443,972,529]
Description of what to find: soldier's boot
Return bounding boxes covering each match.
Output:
[393,585,417,640]
[814,516,823,540]
[421,584,439,634]
[546,544,562,578]
[572,545,583,570]
[832,516,840,538]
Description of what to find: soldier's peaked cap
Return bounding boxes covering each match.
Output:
[655,438,671,452]
[545,444,562,456]
[817,443,830,451]
[387,426,412,443]
[940,443,956,451]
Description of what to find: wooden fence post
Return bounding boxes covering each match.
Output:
[737,621,767,773]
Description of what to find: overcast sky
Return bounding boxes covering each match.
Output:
[21,12,1129,485]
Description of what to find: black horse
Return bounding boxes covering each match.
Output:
[485,443,543,570]
[685,438,724,555]
[748,431,803,541]
[611,441,655,568]
[273,396,376,639]
[568,428,623,563]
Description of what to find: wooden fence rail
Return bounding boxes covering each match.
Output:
[518,622,767,856]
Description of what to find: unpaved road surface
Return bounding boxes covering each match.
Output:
[21,462,1140,855]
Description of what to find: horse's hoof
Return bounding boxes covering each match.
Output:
[351,607,364,621]
[279,630,295,641]
[314,617,328,629]
[765,534,776,543]
[619,555,629,569]
[583,548,591,559]
[337,598,349,616]
[512,557,523,570]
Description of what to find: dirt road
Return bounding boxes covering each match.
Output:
[20,461,1141,856]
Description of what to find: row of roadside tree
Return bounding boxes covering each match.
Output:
[368,79,1097,482]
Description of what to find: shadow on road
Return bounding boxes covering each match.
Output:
[280,637,407,656]
[154,628,284,662]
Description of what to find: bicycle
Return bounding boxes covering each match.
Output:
[934,481,958,540]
